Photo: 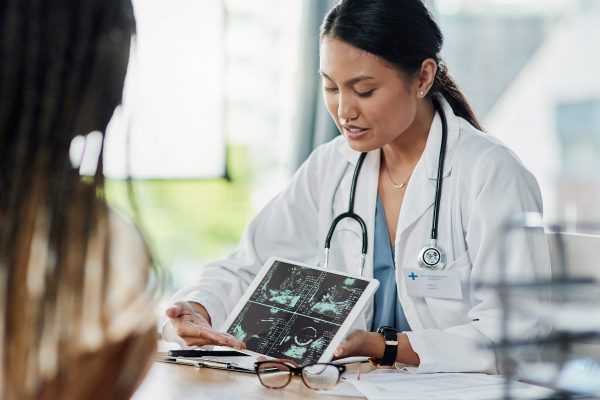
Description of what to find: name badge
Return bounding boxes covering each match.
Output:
[405,269,463,299]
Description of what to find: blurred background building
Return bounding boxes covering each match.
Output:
[483,0,600,223]
[96,0,600,289]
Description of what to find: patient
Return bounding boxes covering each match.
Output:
[0,0,156,399]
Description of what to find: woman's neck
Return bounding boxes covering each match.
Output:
[381,99,435,167]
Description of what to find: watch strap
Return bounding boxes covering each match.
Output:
[377,326,398,366]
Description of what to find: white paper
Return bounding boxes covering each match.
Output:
[316,381,364,398]
[347,371,554,400]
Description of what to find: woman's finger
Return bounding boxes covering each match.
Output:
[221,335,246,350]
[333,339,349,359]
[175,321,213,339]
[333,346,345,359]
[222,332,238,340]
[176,323,244,347]
[178,332,245,349]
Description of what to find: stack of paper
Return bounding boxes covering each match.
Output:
[342,370,554,400]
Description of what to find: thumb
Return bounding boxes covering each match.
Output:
[333,344,346,359]
[165,303,184,319]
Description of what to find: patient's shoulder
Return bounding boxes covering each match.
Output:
[103,208,155,341]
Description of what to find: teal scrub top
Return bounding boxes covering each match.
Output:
[370,194,411,332]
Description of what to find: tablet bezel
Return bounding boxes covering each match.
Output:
[220,256,379,364]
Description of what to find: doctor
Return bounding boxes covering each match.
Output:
[164,0,550,373]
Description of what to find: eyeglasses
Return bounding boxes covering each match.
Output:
[255,360,346,390]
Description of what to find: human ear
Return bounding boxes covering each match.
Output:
[416,58,437,98]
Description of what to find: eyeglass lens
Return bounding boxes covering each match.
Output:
[301,364,340,390]
[256,362,292,389]
[256,362,341,390]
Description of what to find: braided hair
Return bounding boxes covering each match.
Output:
[0,0,138,398]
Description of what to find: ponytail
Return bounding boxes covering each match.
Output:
[433,63,483,131]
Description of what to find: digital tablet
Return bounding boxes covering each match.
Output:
[221,257,379,366]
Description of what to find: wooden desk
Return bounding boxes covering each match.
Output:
[133,361,363,399]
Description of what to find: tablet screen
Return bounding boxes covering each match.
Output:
[225,259,374,366]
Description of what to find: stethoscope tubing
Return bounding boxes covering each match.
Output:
[323,152,368,274]
[323,98,448,275]
[430,96,447,242]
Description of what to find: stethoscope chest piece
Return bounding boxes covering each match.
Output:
[417,242,447,270]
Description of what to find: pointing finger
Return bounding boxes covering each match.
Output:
[223,336,246,350]
[211,331,246,349]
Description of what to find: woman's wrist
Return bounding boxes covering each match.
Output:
[369,331,420,366]
[367,331,386,359]
[396,333,420,366]
[188,301,212,325]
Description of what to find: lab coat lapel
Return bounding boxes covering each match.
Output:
[396,97,459,239]
[395,159,436,239]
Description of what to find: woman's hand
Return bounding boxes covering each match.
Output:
[333,329,420,366]
[165,301,246,349]
[333,330,384,360]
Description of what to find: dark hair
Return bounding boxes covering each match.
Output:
[0,0,152,398]
[321,0,483,131]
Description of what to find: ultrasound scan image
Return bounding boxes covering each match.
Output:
[297,274,368,325]
[228,302,290,355]
[227,260,370,365]
[250,262,323,310]
[269,315,336,364]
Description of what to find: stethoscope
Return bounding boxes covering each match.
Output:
[323,97,448,276]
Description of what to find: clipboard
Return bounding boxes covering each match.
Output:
[167,349,247,357]
[156,354,257,374]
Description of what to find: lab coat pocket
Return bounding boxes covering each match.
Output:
[443,249,472,294]
[446,249,472,272]
[424,250,473,328]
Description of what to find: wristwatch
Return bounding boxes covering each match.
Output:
[377,326,398,366]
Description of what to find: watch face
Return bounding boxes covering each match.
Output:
[378,326,397,340]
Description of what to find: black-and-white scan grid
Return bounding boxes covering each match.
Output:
[227,260,369,365]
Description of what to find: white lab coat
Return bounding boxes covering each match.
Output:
[163,98,550,373]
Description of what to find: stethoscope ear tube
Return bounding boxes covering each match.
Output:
[323,249,366,276]
[323,152,368,275]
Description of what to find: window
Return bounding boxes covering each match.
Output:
[557,100,600,173]
[105,0,304,288]
[555,99,600,222]
[105,0,227,179]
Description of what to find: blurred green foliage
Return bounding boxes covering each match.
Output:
[104,145,255,270]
